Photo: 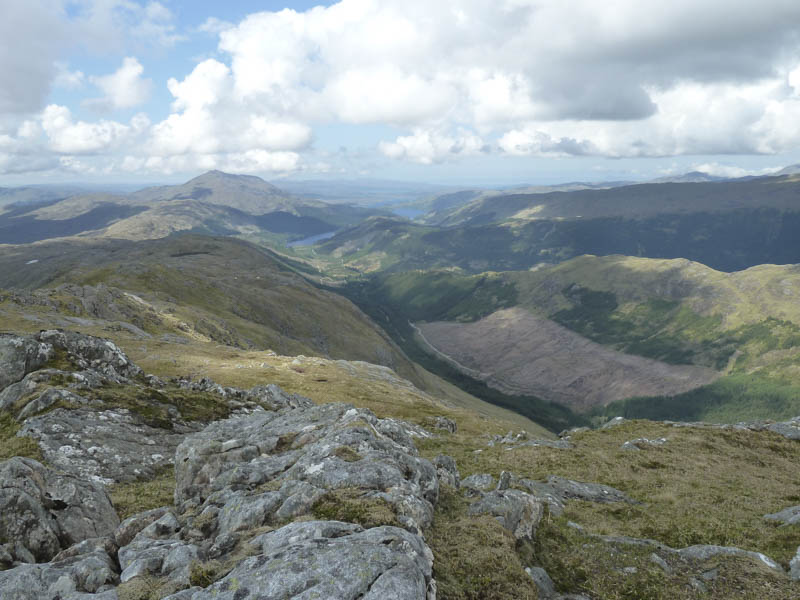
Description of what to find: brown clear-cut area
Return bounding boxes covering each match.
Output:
[417,307,719,411]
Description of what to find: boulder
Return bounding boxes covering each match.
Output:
[0,457,119,563]
[434,454,460,488]
[433,416,457,433]
[468,489,543,540]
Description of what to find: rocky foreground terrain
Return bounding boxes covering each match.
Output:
[1,330,800,599]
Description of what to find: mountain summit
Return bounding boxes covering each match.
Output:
[129,170,312,216]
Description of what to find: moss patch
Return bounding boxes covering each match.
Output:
[333,445,362,462]
[0,413,42,462]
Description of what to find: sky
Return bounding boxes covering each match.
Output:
[3,0,800,187]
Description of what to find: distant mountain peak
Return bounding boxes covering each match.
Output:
[650,171,724,184]
[187,169,276,188]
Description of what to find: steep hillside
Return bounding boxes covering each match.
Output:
[417,308,718,411]
[343,256,800,421]
[433,174,800,227]
[0,234,550,432]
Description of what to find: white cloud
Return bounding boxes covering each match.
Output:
[6,0,800,178]
[41,104,143,154]
[86,57,152,112]
[53,62,86,90]
[379,129,485,164]
[692,163,784,178]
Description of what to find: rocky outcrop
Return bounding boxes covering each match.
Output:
[0,329,441,599]
[0,334,53,392]
[170,522,434,600]
[0,457,119,564]
[174,399,439,534]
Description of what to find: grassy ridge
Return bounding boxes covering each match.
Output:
[314,208,800,274]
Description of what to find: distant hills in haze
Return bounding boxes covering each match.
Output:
[0,170,387,245]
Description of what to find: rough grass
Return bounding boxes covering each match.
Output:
[534,516,797,600]
[426,486,539,600]
[311,488,399,528]
[110,467,176,520]
[418,421,800,599]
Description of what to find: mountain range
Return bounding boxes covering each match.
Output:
[2,168,800,598]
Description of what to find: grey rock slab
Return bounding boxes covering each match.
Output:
[764,505,800,526]
[118,537,201,586]
[0,334,53,392]
[0,457,119,563]
[516,479,566,516]
[545,475,636,504]
[677,545,784,573]
[0,549,118,599]
[621,437,668,451]
[467,489,543,540]
[16,387,92,421]
[216,491,283,535]
[650,552,672,574]
[180,523,433,600]
[767,417,800,440]
[19,407,194,484]
[273,480,325,522]
[461,473,495,493]
[790,546,800,581]
[526,566,558,599]
[114,507,172,548]
[249,520,363,554]
[0,369,79,413]
[134,511,181,541]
